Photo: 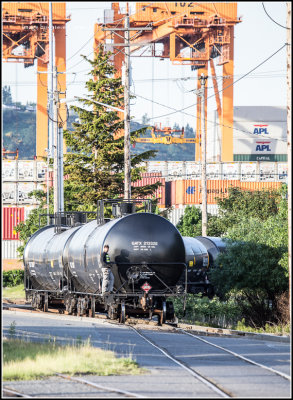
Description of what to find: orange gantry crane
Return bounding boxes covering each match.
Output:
[136,124,197,145]
[2,147,19,160]
[2,2,70,159]
[94,2,241,161]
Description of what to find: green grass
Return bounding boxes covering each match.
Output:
[3,338,144,381]
[3,284,25,300]
[235,319,290,335]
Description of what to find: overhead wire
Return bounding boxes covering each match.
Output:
[66,3,212,72]
[3,70,287,86]
[145,43,287,120]
[261,2,289,30]
[65,2,157,72]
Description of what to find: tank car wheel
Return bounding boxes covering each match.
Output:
[119,301,126,323]
[43,293,48,312]
[88,296,96,318]
[65,296,73,315]
[161,300,167,325]
[31,293,36,309]
[107,305,118,320]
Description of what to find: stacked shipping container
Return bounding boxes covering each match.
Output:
[132,172,166,207]
[169,180,283,206]
[2,159,287,265]
[2,207,25,270]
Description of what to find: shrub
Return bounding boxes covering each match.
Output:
[173,294,241,328]
[3,270,24,287]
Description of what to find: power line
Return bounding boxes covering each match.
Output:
[146,43,287,120]
[66,4,207,72]
[65,2,156,72]
[262,2,289,30]
[3,70,287,86]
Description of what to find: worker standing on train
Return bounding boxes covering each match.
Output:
[101,244,114,295]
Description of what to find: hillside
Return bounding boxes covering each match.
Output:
[3,109,78,160]
[3,109,196,161]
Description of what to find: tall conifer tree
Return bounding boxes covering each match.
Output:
[63,45,159,209]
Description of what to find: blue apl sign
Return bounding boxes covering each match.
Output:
[255,141,271,152]
[253,124,269,135]
[186,186,196,194]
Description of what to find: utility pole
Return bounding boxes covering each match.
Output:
[124,2,131,200]
[53,66,59,214]
[48,2,54,155]
[58,122,64,213]
[200,73,208,236]
[101,13,151,201]
[286,1,291,323]
[47,1,54,224]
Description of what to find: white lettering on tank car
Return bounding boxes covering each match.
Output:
[131,241,159,251]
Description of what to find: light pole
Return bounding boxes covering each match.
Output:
[124,2,131,200]
[200,73,208,236]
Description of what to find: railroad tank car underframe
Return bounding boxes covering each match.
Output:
[23,200,188,324]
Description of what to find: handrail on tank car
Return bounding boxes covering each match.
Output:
[97,198,152,225]
[38,211,97,232]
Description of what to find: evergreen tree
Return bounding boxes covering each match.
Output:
[63,45,160,209]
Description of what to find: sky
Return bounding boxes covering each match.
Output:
[2,2,288,130]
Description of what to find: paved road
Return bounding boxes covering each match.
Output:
[3,310,291,398]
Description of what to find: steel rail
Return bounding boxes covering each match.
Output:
[2,388,32,398]
[56,374,144,398]
[128,325,231,398]
[178,328,291,381]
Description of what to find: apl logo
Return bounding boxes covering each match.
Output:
[255,141,271,151]
[186,186,196,194]
[253,124,269,135]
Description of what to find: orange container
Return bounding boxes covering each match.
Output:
[172,180,283,206]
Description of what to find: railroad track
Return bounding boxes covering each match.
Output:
[56,374,143,398]
[3,388,32,398]
[127,325,290,398]
[129,325,231,398]
[3,375,144,398]
[3,306,290,398]
[3,301,290,342]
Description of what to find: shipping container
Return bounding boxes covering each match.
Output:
[167,204,220,226]
[2,182,17,203]
[2,160,16,181]
[132,173,166,207]
[170,180,283,206]
[2,207,25,240]
[146,161,287,182]
[2,240,23,260]
[18,161,34,180]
